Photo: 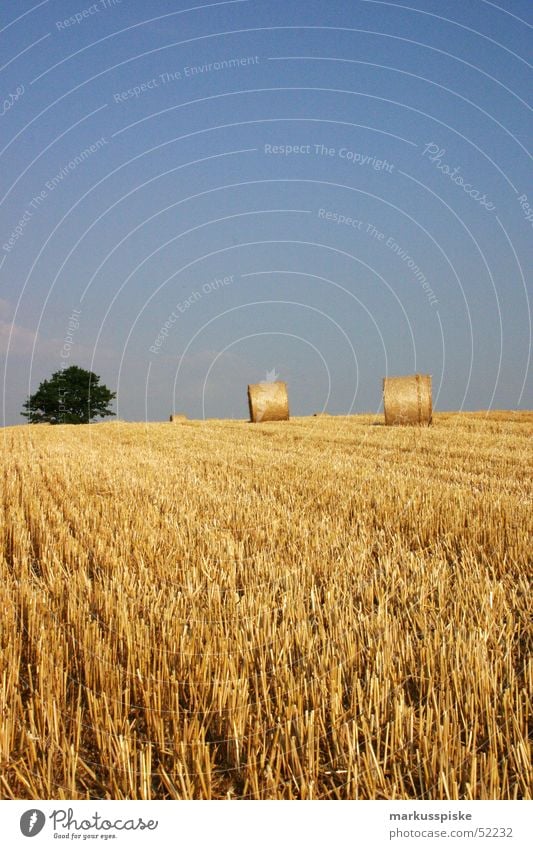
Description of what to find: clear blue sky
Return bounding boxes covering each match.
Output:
[1,0,531,423]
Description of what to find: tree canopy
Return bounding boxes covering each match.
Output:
[22,366,116,424]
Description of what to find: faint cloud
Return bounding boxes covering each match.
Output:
[0,300,37,355]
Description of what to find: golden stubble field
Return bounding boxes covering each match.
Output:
[0,412,531,800]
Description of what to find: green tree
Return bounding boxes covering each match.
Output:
[22,366,116,424]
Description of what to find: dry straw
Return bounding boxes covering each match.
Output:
[383,374,432,426]
[248,381,289,423]
[1,412,530,800]
[170,414,188,422]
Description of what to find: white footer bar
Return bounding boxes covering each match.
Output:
[2,799,531,848]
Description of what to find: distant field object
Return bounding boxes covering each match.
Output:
[383,374,432,426]
[248,381,289,423]
[313,412,330,417]
[169,413,188,422]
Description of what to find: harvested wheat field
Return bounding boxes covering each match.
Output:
[0,412,531,800]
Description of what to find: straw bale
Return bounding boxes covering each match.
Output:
[383,374,432,426]
[170,413,188,423]
[248,381,289,423]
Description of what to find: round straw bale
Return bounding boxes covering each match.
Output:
[170,413,188,422]
[247,381,289,423]
[383,374,432,426]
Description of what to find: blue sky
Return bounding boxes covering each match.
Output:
[1,0,531,423]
